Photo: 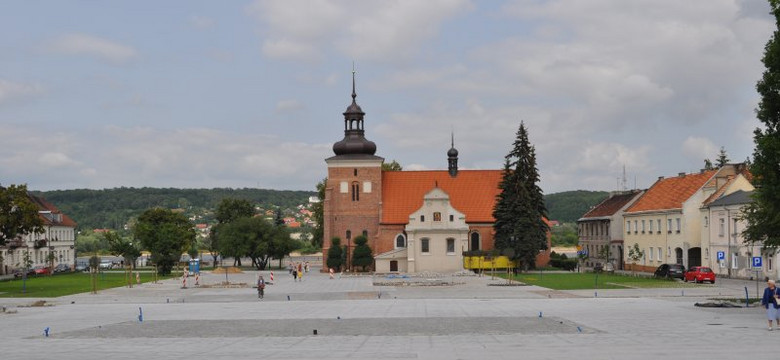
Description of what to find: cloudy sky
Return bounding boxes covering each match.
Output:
[0,0,774,194]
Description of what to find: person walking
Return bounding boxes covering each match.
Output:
[292,266,298,282]
[761,279,780,330]
[297,262,304,281]
[257,275,266,299]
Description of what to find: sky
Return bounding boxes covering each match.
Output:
[0,0,774,194]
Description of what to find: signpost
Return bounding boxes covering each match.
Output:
[753,256,763,304]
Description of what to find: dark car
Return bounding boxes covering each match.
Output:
[53,263,71,273]
[12,268,35,278]
[654,264,686,279]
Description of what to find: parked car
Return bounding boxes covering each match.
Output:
[33,266,51,275]
[654,264,686,279]
[684,266,716,284]
[12,267,35,278]
[75,263,90,272]
[53,263,71,273]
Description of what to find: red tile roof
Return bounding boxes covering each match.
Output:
[626,171,716,213]
[381,170,503,224]
[580,190,642,219]
[28,194,78,227]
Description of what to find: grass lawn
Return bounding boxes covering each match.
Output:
[0,271,177,298]
[497,272,704,290]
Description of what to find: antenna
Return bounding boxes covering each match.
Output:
[622,165,628,191]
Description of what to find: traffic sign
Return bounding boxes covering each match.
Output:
[753,256,763,268]
[717,251,725,261]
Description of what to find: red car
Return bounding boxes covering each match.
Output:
[33,266,51,275]
[684,266,716,284]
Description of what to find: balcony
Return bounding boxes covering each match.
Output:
[5,238,23,249]
[34,239,48,249]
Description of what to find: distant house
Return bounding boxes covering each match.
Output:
[577,190,643,270]
[1,194,77,275]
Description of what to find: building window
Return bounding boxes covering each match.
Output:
[346,230,351,242]
[470,232,480,251]
[446,238,455,254]
[649,247,653,261]
[705,248,709,259]
[449,214,454,222]
[420,215,425,222]
[667,219,672,233]
[657,219,661,234]
[627,221,631,233]
[421,238,430,253]
[649,220,653,233]
[641,220,645,233]
[704,216,709,227]
[351,182,360,201]
[718,218,725,237]
[657,247,662,261]
[634,220,638,234]
[362,230,368,238]
[353,169,358,176]
[675,218,681,233]
[433,212,441,222]
[395,234,406,248]
[732,254,738,269]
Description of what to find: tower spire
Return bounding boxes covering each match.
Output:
[448,131,459,177]
[351,62,357,102]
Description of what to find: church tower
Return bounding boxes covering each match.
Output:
[323,71,384,270]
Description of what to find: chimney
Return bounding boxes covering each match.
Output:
[678,172,686,177]
[658,176,664,181]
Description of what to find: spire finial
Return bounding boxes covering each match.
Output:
[351,62,356,101]
[451,130,454,148]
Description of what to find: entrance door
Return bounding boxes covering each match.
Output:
[390,260,398,272]
[675,248,683,265]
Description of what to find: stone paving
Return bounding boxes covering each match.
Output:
[0,268,777,359]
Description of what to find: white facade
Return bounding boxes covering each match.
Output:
[1,207,77,275]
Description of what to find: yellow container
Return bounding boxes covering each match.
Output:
[463,255,516,270]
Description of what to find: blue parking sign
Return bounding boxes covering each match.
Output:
[753,256,762,268]
[717,251,725,260]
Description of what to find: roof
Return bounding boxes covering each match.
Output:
[706,190,754,207]
[626,170,716,213]
[580,191,642,219]
[28,194,78,227]
[381,170,503,224]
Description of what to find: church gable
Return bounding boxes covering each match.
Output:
[406,188,468,232]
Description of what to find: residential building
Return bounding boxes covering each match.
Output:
[623,164,749,273]
[322,76,550,273]
[577,190,643,270]
[1,194,77,274]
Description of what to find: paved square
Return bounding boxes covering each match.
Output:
[0,269,776,359]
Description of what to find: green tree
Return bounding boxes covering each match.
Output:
[493,122,549,271]
[133,208,195,275]
[274,208,284,226]
[716,146,730,167]
[382,160,403,171]
[218,217,280,270]
[0,184,44,246]
[351,235,373,272]
[212,198,254,267]
[105,231,140,268]
[311,178,326,248]
[703,158,714,170]
[744,0,780,249]
[326,237,343,271]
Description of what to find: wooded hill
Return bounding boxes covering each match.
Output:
[544,190,610,223]
[32,187,608,230]
[33,187,316,230]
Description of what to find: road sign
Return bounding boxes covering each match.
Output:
[753,256,763,268]
[717,251,725,261]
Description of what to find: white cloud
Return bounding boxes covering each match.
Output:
[0,79,43,104]
[47,33,137,64]
[275,99,304,113]
[247,0,472,61]
[682,136,718,162]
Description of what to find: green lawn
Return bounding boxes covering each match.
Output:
[0,271,176,298]
[497,272,703,290]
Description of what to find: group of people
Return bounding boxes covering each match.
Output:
[288,261,309,282]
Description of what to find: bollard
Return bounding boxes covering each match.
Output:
[594,291,598,298]
[138,307,143,322]
[577,326,582,333]
[745,287,750,307]
[539,312,542,318]
[287,295,290,301]
[270,271,274,283]
[313,329,318,335]
[44,327,50,337]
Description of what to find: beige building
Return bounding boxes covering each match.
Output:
[623,164,749,273]
[577,190,643,270]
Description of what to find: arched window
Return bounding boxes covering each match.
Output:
[395,234,406,248]
[351,182,360,201]
[362,230,368,238]
[470,232,480,251]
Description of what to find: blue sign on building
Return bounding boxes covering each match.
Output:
[717,251,725,261]
[753,256,763,268]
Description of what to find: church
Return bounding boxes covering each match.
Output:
[322,75,550,273]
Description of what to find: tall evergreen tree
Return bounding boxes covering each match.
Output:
[715,146,730,168]
[351,235,373,272]
[744,0,780,249]
[492,122,549,270]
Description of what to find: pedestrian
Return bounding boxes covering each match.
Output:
[297,262,303,281]
[287,262,292,274]
[761,279,780,330]
[304,261,309,273]
[292,268,298,282]
[257,275,265,299]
